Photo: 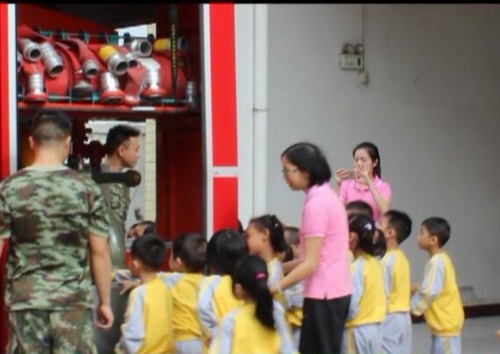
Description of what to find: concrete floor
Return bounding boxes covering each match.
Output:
[412,316,500,354]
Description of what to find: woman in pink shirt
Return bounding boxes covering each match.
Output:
[335,142,392,222]
[271,142,352,354]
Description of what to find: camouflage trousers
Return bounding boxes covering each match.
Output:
[7,309,97,354]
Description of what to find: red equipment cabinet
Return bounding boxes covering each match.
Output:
[0,3,241,351]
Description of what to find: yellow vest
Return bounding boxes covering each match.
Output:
[209,303,297,354]
[380,248,410,313]
[121,276,174,354]
[159,272,204,342]
[346,254,386,327]
[413,252,464,336]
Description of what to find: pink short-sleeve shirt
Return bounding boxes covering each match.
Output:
[339,176,392,222]
[300,182,353,299]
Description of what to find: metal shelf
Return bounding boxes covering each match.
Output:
[17,101,199,120]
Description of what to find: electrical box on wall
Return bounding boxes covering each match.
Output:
[339,54,363,70]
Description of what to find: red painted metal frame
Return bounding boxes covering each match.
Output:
[0,3,10,178]
[209,4,238,167]
[0,3,10,350]
[208,4,239,232]
[213,176,239,232]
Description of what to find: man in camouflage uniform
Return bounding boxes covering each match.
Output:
[100,124,140,270]
[0,110,113,354]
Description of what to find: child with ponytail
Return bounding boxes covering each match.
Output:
[209,255,296,354]
[245,214,287,308]
[342,214,387,354]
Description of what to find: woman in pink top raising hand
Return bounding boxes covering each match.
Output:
[271,142,352,354]
[335,142,392,222]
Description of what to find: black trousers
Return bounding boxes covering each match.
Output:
[299,295,351,354]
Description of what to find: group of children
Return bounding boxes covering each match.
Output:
[344,201,464,354]
[114,217,299,354]
[112,200,464,354]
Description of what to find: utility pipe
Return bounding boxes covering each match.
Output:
[253,4,269,215]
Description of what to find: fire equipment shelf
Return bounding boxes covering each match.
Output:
[17,101,199,120]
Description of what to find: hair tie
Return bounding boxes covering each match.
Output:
[256,272,266,280]
[364,223,373,231]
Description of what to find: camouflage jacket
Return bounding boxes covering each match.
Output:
[99,163,130,236]
[0,165,109,311]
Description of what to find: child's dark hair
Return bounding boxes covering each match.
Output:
[346,200,374,219]
[349,214,386,257]
[207,229,248,275]
[284,226,300,246]
[421,217,450,247]
[384,210,412,244]
[232,255,274,329]
[353,142,382,178]
[172,232,207,272]
[131,234,166,271]
[249,214,286,254]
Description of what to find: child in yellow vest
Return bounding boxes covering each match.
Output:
[117,232,207,354]
[116,235,174,354]
[346,200,374,264]
[208,255,296,354]
[379,210,412,354]
[411,217,464,354]
[197,229,247,345]
[343,214,386,354]
[245,214,287,310]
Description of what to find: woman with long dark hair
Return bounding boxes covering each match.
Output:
[335,142,392,222]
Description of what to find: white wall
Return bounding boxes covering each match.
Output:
[267,4,500,303]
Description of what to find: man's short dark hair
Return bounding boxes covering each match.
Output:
[105,124,140,155]
[172,232,207,272]
[31,110,72,144]
[131,234,166,271]
[281,142,332,187]
[421,217,450,247]
[384,210,412,244]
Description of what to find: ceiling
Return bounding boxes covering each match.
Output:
[42,4,159,29]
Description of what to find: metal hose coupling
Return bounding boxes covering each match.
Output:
[126,39,153,58]
[137,58,166,99]
[99,71,124,104]
[81,59,100,79]
[116,47,138,69]
[18,38,42,62]
[26,72,48,102]
[40,42,64,77]
[99,45,129,76]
